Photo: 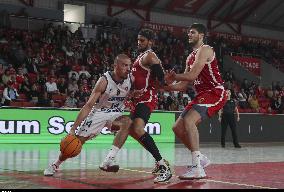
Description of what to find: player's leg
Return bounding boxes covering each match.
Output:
[100,115,132,172]
[44,135,89,176]
[178,107,207,180]
[130,103,172,183]
[173,116,210,168]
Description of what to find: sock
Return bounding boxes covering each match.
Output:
[139,132,162,162]
[105,145,120,160]
[158,159,166,166]
[53,159,63,168]
[192,151,201,167]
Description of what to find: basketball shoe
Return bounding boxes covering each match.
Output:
[153,159,172,183]
[44,164,58,176]
[99,157,119,172]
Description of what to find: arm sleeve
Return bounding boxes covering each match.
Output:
[150,64,165,85]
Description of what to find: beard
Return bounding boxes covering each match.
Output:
[188,40,198,47]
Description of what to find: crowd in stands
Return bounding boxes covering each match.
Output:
[0,18,284,114]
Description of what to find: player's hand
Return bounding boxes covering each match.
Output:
[218,117,221,122]
[237,117,240,122]
[165,70,175,85]
[68,129,76,136]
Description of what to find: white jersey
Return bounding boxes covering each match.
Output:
[76,71,132,139]
[95,71,132,113]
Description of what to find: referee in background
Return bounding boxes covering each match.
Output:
[218,89,242,148]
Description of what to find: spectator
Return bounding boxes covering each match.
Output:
[271,96,284,114]
[1,80,19,106]
[68,79,79,93]
[241,78,250,95]
[79,65,91,79]
[57,77,68,95]
[30,83,40,104]
[15,67,25,85]
[68,67,79,81]
[75,86,89,107]
[45,76,59,98]
[266,87,274,99]
[64,91,78,108]
[237,88,248,109]
[19,76,32,100]
[248,94,260,112]
[2,69,11,85]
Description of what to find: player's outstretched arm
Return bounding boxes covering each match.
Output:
[69,77,107,135]
[163,65,190,92]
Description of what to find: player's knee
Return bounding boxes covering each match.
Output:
[172,124,183,136]
[131,124,145,136]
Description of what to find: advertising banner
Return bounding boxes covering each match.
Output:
[0,108,176,144]
[141,21,187,37]
[210,31,284,49]
[231,56,261,76]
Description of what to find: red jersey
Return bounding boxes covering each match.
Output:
[184,45,227,118]
[131,49,158,112]
[187,45,224,93]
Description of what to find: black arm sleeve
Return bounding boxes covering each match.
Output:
[150,64,165,85]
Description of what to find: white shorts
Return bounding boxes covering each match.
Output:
[76,109,122,139]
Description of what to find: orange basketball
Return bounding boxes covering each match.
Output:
[60,135,82,158]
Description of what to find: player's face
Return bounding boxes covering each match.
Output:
[137,35,150,51]
[116,58,131,79]
[187,28,202,46]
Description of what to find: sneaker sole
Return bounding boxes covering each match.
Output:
[44,172,54,176]
[99,165,119,173]
[178,175,206,180]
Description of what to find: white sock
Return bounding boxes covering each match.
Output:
[192,151,202,167]
[53,159,63,167]
[158,159,165,166]
[105,145,120,160]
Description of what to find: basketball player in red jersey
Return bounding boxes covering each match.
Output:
[101,29,172,183]
[131,28,172,183]
[164,23,227,179]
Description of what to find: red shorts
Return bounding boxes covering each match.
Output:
[184,86,227,118]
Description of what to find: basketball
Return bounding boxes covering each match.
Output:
[60,135,82,158]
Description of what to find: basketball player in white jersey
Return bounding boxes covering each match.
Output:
[44,54,138,176]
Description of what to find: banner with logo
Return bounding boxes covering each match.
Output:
[141,21,187,37]
[210,31,284,49]
[231,56,261,76]
[0,108,175,144]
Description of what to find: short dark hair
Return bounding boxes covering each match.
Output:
[189,23,207,35]
[138,28,155,40]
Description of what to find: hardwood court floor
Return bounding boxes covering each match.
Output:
[0,143,283,189]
